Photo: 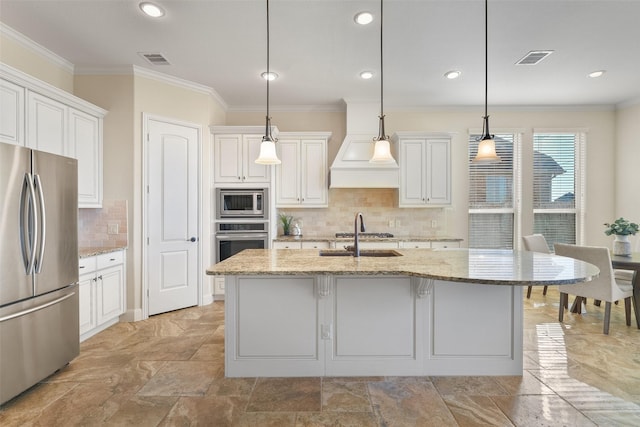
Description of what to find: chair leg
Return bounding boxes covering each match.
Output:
[526,286,532,299]
[542,285,548,296]
[625,297,631,327]
[603,302,612,335]
[594,299,601,307]
[559,292,567,322]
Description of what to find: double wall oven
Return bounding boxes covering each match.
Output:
[215,188,269,263]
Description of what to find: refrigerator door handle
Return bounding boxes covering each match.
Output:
[20,172,38,275]
[34,174,46,274]
[0,292,75,323]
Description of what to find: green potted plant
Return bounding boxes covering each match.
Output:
[279,212,294,236]
[604,217,638,256]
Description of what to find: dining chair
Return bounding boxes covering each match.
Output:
[522,234,550,298]
[554,243,634,334]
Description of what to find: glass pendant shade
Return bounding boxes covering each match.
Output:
[473,135,500,162]
[255,136,281,165]
[370,138,394,163]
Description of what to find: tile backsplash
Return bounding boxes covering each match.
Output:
[277,188,447,237]
[78,200,128,248]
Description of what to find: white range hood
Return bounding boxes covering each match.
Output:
[330,102,399,188]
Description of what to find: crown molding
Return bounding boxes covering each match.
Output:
[0,23,74,73]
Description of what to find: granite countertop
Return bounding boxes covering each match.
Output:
[79,246,127,258]
[206,248,599,287]
[273,235,464,243]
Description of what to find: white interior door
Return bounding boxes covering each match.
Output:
[147,118,199,315]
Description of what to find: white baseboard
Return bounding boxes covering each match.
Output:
[202,294,214,306]
[121,308,144,322]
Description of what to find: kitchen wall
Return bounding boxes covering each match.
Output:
[228,107,620,248]
[615,102,640,224]
[78,200,128,248]
[277,189,447,238]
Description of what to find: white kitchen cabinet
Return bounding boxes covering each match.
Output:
[275,133,330,208]
[0,78,25,146]
[401,241,433,249]
[69,108,103,207]
[431,241,460,249]
[213,133,270,183]
[26,91,68,156]
[2,66,106,207]
[78,249,126,341]
[357,241,400,249]
[396,133,451,207]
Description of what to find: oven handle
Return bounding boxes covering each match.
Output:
[216,234,269,240]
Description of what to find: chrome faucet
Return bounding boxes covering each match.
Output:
[353,212,366,257]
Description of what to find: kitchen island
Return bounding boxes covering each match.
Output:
[206,248,598,377]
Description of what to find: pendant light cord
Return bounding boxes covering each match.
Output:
[484,0,488,119]
[377,0,387,140]
[264,0,272,141]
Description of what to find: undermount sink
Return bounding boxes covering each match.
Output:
[319,249,403,257]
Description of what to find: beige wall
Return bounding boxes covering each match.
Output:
[0,32,74,92]
[615,103,640,226]
[229,108,618,247]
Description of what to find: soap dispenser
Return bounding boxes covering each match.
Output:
[293,223,301,236]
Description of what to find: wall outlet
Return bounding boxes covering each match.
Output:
[107,223,119,234]
[431,220,437,228]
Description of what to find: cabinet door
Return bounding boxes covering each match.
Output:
[300,139,327,206]
[358,241,399,249]
[402,241,432,249]
[425,139,450,204]
[26,91,68,156]
[275,139,301,206]
[78,273,97,335]
[70,109,102,207]
[272,241,302,249]
[214,134,243,183]
[399,139,426,206]
[0,78,25,146]
[301,241,330,249]
[243,135,270,182]
[96,265,124,325]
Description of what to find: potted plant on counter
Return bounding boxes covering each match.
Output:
[604,217,638,256]
[279,212,294,236]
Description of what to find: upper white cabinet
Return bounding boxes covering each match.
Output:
[0,78,25,146]
[26,91,68,156]
[212,126,278,184]
[395,132,451,207]
[275,132,330,208]
[69,109,103,207]
[1,64,107,208]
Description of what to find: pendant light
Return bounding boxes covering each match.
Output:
[472,0,501,163]
[255,0,281,165]
[370,0,395,164]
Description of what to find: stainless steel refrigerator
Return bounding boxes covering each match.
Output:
[0,142,79,405]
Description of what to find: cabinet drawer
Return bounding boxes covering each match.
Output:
[79,256,97,274]
[403,241,432,249]
[272,241,302,249]
[97,250,124,269]
[301,241,330,250]
[431,241,459,249]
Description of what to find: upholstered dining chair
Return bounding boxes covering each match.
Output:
[522,234,551,298]
[554,243,634,334]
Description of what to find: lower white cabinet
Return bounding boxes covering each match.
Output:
[401,240,460,249]
[78,250,126,341]
[272,240,330,250]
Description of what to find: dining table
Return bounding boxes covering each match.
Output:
[611,252,640,328]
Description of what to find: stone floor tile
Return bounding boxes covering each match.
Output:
[491,395,597,426]
[322,381,372,412]
[246,377,321,412]
[137,361,219,397]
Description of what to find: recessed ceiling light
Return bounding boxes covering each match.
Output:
[588,70,606,78]
[354,12,374,25]
[360,71,374,80]
[444,70,462,79]
[261,71,278,81]
[139,2,165,18]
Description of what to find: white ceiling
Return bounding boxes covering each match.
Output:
[2,0,639,111]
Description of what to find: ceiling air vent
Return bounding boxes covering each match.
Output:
[139,52,171,66]
[516,50,554,65]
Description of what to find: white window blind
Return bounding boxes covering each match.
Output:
[532,132,584,248]
[468,134,517,249]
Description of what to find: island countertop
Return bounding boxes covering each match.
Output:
[206,248,599,286]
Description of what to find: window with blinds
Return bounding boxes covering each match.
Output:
[468,134,517,249]
[532,132,584,247]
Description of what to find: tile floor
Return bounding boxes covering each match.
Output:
[1,286,639,426]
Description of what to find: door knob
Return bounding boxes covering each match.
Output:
[189,237,197,242]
